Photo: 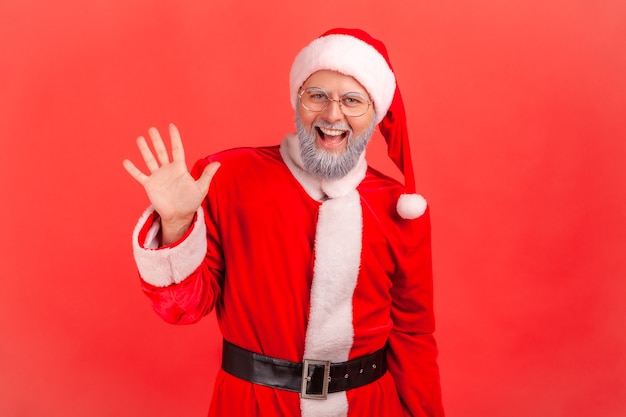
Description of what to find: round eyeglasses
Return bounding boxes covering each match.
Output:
[298,87,372,117]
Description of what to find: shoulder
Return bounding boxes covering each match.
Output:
[361,166,405,192]
[190,145,282,177]
[360,166,430,224]
[207,145,282,165]
[360,166,417,207]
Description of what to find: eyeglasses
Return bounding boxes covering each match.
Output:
[298,87,372,117]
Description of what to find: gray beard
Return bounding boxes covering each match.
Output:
[295,112,376,180]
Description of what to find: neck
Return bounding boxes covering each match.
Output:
[280,133,368,200]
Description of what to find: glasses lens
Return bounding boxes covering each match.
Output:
[299,88,371,117]
[300,88,329,112]
[340,93,369,117]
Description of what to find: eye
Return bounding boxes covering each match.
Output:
[305,90,329,104]
[341,94,367,108]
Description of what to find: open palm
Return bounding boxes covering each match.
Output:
[123,124,220,243]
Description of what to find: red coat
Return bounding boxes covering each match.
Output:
[132,134,444,417]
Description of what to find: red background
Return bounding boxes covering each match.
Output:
[1,1,625,416]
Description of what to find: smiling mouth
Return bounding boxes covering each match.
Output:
[316,127,348,150]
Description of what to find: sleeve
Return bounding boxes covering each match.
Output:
[131,158,224,325]
[386,207,445,417]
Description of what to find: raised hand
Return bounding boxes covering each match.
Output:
[123,123,220,244]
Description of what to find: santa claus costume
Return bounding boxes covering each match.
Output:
[132,28,445,417]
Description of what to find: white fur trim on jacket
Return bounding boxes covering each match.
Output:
[131,206,207,287]
[300,190,362,417]
[279,134,364,417]
[289,34,396,125]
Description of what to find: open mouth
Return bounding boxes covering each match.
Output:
[316,127,348,150]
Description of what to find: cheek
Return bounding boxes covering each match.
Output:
[298,108,316,130]
[351,119,374,138]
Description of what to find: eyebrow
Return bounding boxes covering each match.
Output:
[304,86,369,98]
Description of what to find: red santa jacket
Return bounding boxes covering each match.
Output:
[132,134,444,417]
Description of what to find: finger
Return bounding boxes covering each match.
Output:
[136,136,160,172]
[122,159,148,184]
[169,123,186,162]
[147,126,171,166]
[196,162,221,196]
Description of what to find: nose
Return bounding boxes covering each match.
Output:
[321,98,345,122]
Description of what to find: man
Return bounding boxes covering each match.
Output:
[123,28,445,417]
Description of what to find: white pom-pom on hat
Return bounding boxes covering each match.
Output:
[397,193,427,220]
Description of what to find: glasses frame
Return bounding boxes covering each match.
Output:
[298,87,372,118]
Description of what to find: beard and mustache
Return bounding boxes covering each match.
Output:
[295,111,376,181]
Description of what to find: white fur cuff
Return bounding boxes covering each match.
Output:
[131,206,207,287]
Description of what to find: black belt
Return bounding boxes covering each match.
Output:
[221,339,387,400]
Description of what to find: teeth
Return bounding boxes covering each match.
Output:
[319,127,345,136]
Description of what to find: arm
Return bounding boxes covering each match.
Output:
[123,125,222,324]
[387,208,445,417]
[133,203,224,324]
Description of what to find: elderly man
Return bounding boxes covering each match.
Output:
[123,28,445,417]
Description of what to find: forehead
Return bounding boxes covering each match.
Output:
[301,70,369,96]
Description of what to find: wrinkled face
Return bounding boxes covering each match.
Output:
[295,70,376,180]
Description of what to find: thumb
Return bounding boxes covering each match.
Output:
[196,161,221,196]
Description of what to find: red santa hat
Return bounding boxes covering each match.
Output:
[289,28,427,219]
